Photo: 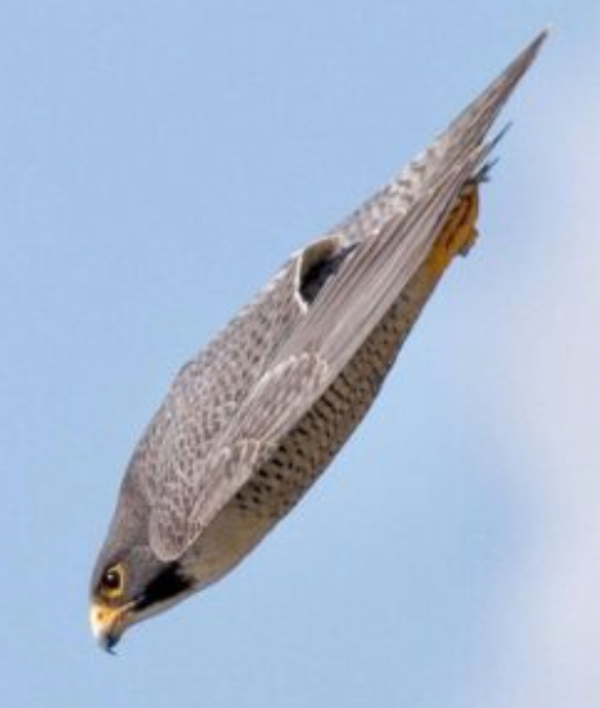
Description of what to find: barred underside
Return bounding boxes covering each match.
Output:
[184,180,481,586]
[184,261,442,587]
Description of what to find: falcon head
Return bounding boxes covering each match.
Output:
[89,492,194,652]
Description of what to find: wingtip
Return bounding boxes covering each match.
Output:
[505,28,550,85]
[502,28,550,90]
[523,27,552,60]
[535,25,552,44]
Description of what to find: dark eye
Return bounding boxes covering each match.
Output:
[101,563,125,598]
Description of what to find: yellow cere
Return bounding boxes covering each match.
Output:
[89,602,128,640]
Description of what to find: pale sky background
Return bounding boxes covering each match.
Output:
[1,2,599,707]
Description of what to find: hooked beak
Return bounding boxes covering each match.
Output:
[89,601,134,653]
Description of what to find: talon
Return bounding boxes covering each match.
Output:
[459,226,479,257]
[426,183,480,278]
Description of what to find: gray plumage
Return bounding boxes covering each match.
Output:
[90,31,547,649]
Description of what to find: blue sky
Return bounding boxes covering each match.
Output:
[1,2,599,707]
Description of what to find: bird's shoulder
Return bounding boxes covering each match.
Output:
[125,234,351,505]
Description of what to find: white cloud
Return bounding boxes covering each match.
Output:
[470,32,600,708]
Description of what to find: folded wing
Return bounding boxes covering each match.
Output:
[149,31,548,561]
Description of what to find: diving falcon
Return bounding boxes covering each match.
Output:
[90,31,548,651]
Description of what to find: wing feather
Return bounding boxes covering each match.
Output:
[150,146,486,561]
[330,29,547,245]
[149,31,548,561]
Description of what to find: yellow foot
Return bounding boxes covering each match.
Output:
[425,182,480,280]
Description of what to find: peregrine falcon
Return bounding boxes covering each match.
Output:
[90,31,547,651]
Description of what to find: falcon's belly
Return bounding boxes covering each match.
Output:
[183,186,479,589]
